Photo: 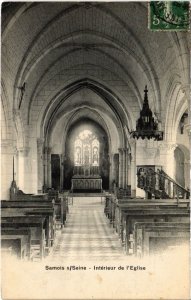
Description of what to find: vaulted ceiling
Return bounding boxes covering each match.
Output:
[2,2,189,146]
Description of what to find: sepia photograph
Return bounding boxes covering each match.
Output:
[1,1,190,299]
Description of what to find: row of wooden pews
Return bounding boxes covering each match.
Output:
[104,194,190,257]
[1,189,69,261]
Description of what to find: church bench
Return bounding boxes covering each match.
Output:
[13,196,49,201]
[104,196,189,226]
[104,194,115,219]
[58,194,69,226]
[1,216,46,260]
[11,190,48,201]
[113,200,189,234]
[1,200,64,232]
[121,208,189,255]
[1,229,31,259]
[133,222,190,257]
[1,207,55,250]
[1,237,28,259]
[48,190,59,201]
[1,200,54,208]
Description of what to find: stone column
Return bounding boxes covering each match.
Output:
[159,142,177,179]
[122,149,126,189]
[182,84,190,108]
[130,140,136,197]
[118,148,123,188]
[125,149,129,187]
[44,147,52,188]
[184,159,190,190]
[110,153,114,186]
[48,147,52,188]
[37,138,44,193]
[127,151,131,186]
[17,147,30,192]
[60,154,64,191]
[108,153,113,190]
[1,140,17,200]
[43,147,48,190]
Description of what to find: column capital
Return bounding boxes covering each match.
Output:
[44,146,52,154]
[158,142,177,153]
[181,84,190,94]
[1,140,17,154]
[37,138,44,146]
[17,147,30,156]
[119,147,128,153]
[12,108,21,119]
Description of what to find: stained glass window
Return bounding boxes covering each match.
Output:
[74,130,99,166]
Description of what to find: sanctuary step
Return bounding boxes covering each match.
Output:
[46,197,127,262]
[69,192,106,197]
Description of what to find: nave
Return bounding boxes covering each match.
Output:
[48,197,126,262]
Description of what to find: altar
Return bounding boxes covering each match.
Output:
[71,129,103,192]
[71,175,102,192]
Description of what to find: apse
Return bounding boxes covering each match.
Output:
[64,118,109,190]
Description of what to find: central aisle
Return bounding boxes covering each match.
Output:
[48,197,127,262]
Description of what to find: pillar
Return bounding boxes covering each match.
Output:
[130,141,136,197]
[118,148,123,188]
[60,154,64,191]
[122,149,126,189]
[125,148,129,187]
[37,138,44,193]
[1,140,16,200]
[127,151,131,186]
[17,147,30,192]
[184,159,190,189]
[159,142,177,179]
[44,147,51,189]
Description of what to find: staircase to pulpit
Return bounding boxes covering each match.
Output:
[137,165,190,199]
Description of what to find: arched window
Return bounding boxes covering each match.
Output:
[74,130,99,167]
[74,139,82,165]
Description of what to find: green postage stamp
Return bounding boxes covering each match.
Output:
[149,1,190,31]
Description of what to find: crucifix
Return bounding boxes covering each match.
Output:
[18,82,26,109]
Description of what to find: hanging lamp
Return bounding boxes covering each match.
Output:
[131,86,163,141]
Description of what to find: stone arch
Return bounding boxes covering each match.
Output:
[13,5,161,113]
[164,78,187,142]
[39,78,132,147]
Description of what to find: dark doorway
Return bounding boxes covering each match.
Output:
[113,153,119,187]
[51,154,60,190]
[174,147,185,187]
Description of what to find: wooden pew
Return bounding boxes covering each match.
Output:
[1,216,46,260]
[1,197,69,253]
[1,200,54,208]
[121,208,189,255]
[1,228,31,259]
[134,222,190,257]
[48,190,59,201]
[58,194,69,226]
[113,199,189,234]
[1,200,55,241]
[2,207,55,250]
[12,189,48,201]
[47,190,69,227]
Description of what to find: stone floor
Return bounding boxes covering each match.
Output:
[48,197,128,262]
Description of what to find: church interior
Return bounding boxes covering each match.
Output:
[1,2,190,262]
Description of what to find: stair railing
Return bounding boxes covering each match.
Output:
[137,167,190,199]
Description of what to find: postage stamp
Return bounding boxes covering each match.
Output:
[149,1,190,31]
